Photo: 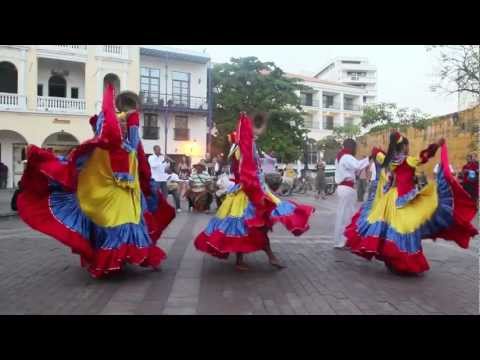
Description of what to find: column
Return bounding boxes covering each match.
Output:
[25,47,38,111]
[339,92,344,126]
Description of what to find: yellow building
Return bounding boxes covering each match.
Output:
[0,45,212,189]
[0,45,140,188]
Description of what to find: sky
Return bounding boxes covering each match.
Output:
[168,45,457,116]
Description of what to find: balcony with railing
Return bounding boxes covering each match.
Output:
[0,93,27,111]
[174,128,190,141]
[343,103,362,112]
[98,45,129,60]
[37,45,88,58]
[37,96,86,114]
[343,74,376,83]
[322,102,341,110]
[140,92,208,114]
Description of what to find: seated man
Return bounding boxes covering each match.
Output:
[185,162,213,213]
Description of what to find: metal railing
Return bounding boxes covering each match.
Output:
[140,92,208,112]
[100,45,128,59]
[37,96,86,113]
[322,102,341,110]
[174,128,190,141]
[344,104,362,111]
[0,93,27,110]
[38,45,87,54]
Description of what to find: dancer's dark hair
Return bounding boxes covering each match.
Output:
[343,139,357,155]
[383,131,409,169]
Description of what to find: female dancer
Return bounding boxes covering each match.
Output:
[17,85,176,278]
[194,112,315,271]
[345,131,478,275]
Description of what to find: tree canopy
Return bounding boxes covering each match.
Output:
[211,57,310,163]
[427,45,480,97]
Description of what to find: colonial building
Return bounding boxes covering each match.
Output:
[0,45,211,188]
[139,46,211,166]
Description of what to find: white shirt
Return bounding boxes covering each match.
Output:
[261,154,277,174]
[370,162,376,181]
[216,174,235,197]
[166,173,180,182]
[148,154,168,182]
[335,154,369,185]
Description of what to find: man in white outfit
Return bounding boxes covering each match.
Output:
[333,139,370,249]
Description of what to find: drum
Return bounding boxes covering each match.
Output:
[265,173,282,191]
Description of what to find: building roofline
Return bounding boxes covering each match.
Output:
[314,57,373,77]
[286,72,364,91]
[140,46,210,64]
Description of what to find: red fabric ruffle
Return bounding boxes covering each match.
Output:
[194,227,269,259]
[271,201,315,236]
[82,243,166,278]
[345,213,430,274]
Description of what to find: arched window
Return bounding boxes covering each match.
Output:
[0,61,18,93]
[103,73,120,94]
[48,75,67,98]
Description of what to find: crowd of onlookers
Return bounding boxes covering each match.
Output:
[148,146,233,213]
[4,145,479,213]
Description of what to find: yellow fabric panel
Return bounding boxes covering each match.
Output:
[216,189,249,219]
[265,191,281,205]
[77,148,141,227]
[406,156,421,168]
[376,152,385,165]
[367,175,438,234]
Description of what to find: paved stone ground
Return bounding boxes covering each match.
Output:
[0,189,15,217]
[0,193,478,315]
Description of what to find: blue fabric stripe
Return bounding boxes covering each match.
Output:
[96,112,105,136]
[395,187,419,208]
[356,167,454,253]
[113,172,134,182]
[48,186,152,250]
[204,197,296,237]
[128,126,140,149]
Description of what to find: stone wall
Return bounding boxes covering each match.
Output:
[356,106,479,179]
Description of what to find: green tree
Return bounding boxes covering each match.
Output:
[332,123,362,141]
[361,102,397,128]
[362,103,430,132]
[211,57,310,162]
[317,136,341,164]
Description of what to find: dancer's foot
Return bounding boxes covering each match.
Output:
[269,258,286,269]
[235,262,250,271]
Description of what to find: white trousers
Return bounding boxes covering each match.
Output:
[333,185,357,247]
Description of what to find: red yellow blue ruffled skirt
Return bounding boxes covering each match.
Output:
[194,184,314,259]
[345,145,478,274]
[18,145,175,278]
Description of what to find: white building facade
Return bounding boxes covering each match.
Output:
[315,57,377,104]
[139,47,210,166]
[287,73,367,167]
